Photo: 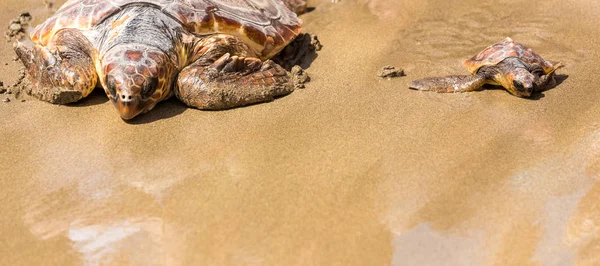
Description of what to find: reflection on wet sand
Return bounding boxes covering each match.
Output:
[23,172,170,263]
[68,218,166,265]
[392,223,487,266]
[1,0,600,265]
[567,182,600,265]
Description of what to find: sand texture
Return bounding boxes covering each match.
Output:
[1,0,600,265]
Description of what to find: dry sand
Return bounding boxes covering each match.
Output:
[1,0,600,265]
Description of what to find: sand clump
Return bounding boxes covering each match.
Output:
[377,65,405,78]
[309,34,323,51]
[5,67,27,96]
[5,13,32,42]
[1,79,8,103]
[3,13,33,101]
[291,65,310,89]
[43,0,54,9]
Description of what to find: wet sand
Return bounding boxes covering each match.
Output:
[1,0,600,265]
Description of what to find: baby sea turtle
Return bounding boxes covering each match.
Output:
[14,0,307,119]
[410,37,563,97]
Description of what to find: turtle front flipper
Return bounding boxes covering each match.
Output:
[176,53,293,110]
[14,29,97,104]
[409,74,487,93]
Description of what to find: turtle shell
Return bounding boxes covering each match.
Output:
[30,0,302,58]
[464,37,557,75]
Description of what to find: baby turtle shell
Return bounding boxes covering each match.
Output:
[464,37,558,75]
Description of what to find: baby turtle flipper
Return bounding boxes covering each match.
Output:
[409,75,486,93]
[14,29,97,104]
[176,53,294,110]
[534,62,564,92]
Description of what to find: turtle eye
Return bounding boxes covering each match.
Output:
[513,80,525,92]
[106,76,117,97]
[142,77,158,99]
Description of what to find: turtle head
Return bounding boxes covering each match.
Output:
[505,67,535,98]
[102,44,176,120]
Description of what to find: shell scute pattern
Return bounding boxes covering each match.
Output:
[32,0,119,44]
[464,37,555,74]
[30,0,301,58]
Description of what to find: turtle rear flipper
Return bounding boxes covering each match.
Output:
[409,74,486,93]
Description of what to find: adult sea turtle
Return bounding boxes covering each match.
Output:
[410,37,563,97]
[14,0,307,119]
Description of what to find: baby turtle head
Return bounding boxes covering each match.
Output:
[101,44,176,120]
[506,67,535,98]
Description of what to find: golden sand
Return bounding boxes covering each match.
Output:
[0,0,599,265]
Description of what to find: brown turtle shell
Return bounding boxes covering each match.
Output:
[30,0,302,58]
[464,37,558,75]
